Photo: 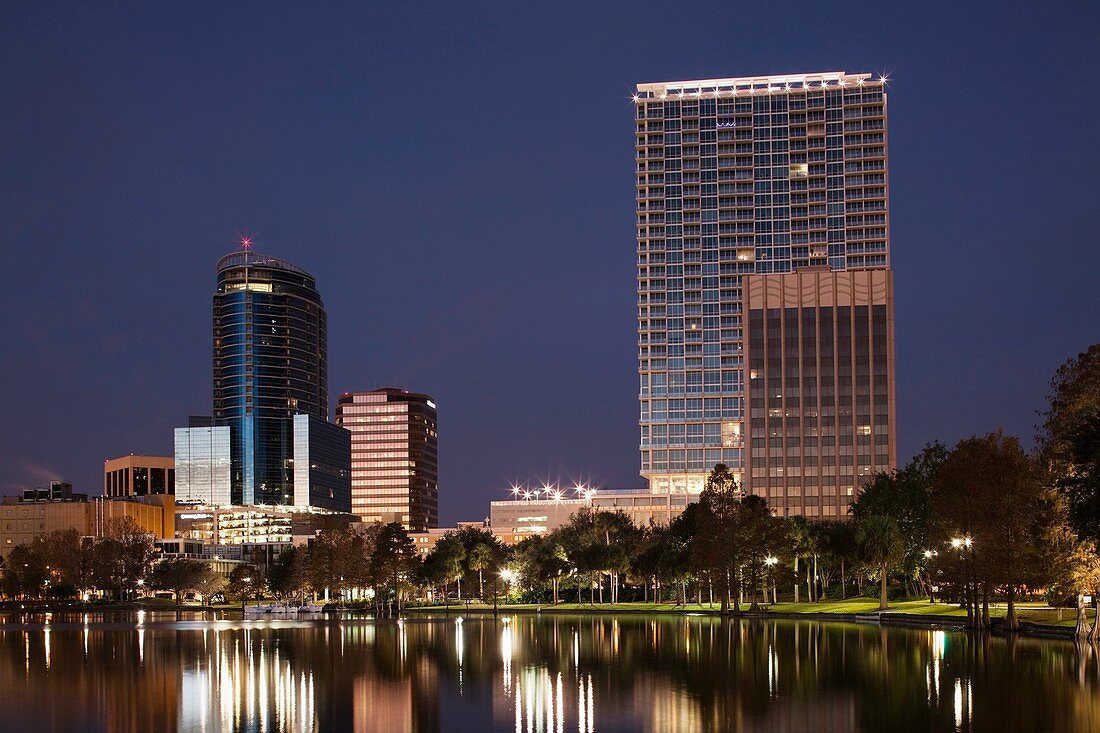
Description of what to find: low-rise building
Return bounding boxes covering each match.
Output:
[104,455,175,497]
[174,503,359,546]
[0,491,174,557]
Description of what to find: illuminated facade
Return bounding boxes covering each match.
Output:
[634,71,895,515]
[336,389,438,531]
[213,249,329,507]
[173,423,232,505]
[174,504,358,545]
[0,494,174,557]
[103,454,174,497]
[212,249,351,512]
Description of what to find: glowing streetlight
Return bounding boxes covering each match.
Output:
[950,536,973,549]
[499,568,515,584]
[764,556,778,567]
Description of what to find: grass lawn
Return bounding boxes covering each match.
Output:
[412,598,1090,628]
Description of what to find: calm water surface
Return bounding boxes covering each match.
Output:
[0,611,1098,732]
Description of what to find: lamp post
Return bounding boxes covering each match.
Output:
[495,568,515,615]
[764,556,778,605]
[950,537,974,626]
[242,577,252,613]
[923,550,938,603]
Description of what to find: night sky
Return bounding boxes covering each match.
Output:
[2,2,1097,524]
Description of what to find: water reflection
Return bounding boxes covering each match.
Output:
[0,612,1097,732]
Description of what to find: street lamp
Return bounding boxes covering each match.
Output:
[950,536,975,625]
[764,556,778,605]
[923,550,938,602]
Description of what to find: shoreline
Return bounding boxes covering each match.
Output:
[0,600,1084,640]
[403,602,1085,640]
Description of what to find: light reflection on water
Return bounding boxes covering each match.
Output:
[0,612,1097,732]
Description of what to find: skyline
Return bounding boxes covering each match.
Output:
[2,3,1098,524]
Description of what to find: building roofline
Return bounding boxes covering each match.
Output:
[635,71,881,99]
[216,250,313,278]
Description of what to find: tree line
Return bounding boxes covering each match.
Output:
[4,345,1097,638]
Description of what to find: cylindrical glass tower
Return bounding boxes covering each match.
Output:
[213,250,328,505]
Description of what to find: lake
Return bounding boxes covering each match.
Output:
[0,611,1097,732]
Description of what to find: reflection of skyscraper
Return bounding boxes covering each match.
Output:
[634,72,896,517]
[212,249,350,510]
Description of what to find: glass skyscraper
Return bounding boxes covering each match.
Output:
[635,71,896,518]
[213,249,348,511]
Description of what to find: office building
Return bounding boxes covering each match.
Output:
[212,248,350,511]
[292,413,352,512]
[0,493,174,557]
[634,71,896,517]
[174,419,232,505]
[104,455,174,497]
[336,388,438,530]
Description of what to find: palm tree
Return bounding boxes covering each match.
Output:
[856,515,905,611]
[467,543,493,599]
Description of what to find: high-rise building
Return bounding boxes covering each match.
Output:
[335,389,438,530]
[634,71,896,518]
[212,249,350,512]
[104,454,175,497]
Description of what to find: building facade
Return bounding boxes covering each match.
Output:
[336,389,439,531]
[174,503,359,545]
[212,249,348,510]
[104,455,175,497]
[291,413,352,512]
[174,422,232,505]
[634,71,895,516]
[0,494,174,557]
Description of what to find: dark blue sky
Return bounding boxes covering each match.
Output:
[2,2,1097,524]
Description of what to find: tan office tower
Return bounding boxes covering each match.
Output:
[335,388,439,530]
[104,454,175,497]
[634,71,895,518]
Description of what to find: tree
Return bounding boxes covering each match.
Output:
[4,544,47,599]
[430,534,466,601]
[268,546,309,599]
[513,535,569,603]
[227,565,265,606]
[553,508,638,604]
[856,515,905,610]
[850,443,944,596]
[1039,344,1100,544]
[735,495,783,611]
[104,516,155,597]
[932,432,1071,630]
[692,464,746,615]
[448,526,509,600]
[193,566,226,604]
[369,522,417,614]
[30,529,88,598]
[307,526,361,601]
[150,558,208,606]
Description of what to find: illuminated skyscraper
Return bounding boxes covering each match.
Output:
[634,71,896,517]
[212,248,349,511]
[336,388,438,530]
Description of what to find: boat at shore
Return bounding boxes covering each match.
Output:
[244,602,325,615]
